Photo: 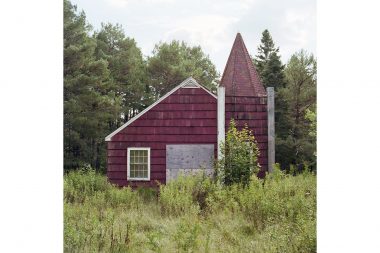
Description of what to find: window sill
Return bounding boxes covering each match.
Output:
[127,178,150,181]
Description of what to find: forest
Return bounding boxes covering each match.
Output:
[64,0,316,173]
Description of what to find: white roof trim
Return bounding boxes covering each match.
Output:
[105,77,217,141]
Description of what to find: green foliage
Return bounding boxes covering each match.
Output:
[277,50,317,170]
[159,172,216,216]
[147,40,219,97]
[217,120,261,186]
[253,30,317,171]
[174,217,201,253]
[64,168,316,252]
[254,29,286,90]
[64,1,220,173]
[305,108,317,139]
[94,23,153,121]
[64,1,123,172]
[64,166,111,203]
[253,29,294,170]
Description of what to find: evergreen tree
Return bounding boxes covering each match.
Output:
[254,29,286,89]
[147,41,219,98]
[253,29,290,154]
[277,50,317,170]
[64,0,122,171]
[94,23,152,121]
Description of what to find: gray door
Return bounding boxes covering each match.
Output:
[166,144,214,182]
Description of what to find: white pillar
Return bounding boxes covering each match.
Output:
[267,87,275,172]
[217,86,225,160]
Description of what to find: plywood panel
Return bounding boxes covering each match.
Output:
[166,144,214,182]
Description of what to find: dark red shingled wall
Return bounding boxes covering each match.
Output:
[220,33,269,175]
[107,87,217,187]
[225,96,268,175]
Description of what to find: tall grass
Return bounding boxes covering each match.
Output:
[64,168,316,252]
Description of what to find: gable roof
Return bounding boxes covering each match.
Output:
[105,77,217,141]
[220,33,266,97]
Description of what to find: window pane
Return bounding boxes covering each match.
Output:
[129,149,149,179]
[137,167,143,178]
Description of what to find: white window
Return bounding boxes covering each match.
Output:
[127,147,150,181]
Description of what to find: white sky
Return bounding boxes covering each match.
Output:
[71,0,316,74]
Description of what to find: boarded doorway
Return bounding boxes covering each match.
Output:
[166,144,214,183]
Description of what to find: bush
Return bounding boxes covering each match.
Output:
[159,172,217,216]
[64,166,316,252]
[216,119,261,186]
[158,174,201,216]
[64,166,111,203]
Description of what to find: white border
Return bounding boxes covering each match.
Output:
[105,77,217,141]
[127,147,151,181]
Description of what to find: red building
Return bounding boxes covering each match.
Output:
[105,33,270,187]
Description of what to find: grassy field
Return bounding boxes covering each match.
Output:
[64,168,316,253]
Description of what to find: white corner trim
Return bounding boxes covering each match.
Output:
[104,77,217,141]
[127,147,151,181]
[217,86,225,160]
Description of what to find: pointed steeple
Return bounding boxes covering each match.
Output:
[220,33,266,97]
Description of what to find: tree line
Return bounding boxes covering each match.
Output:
[64,0,316,172]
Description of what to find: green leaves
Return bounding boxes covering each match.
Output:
[217,120,261,187]
[64,1,220,172]
[64,1,123,171]
[253,29,317,171]
[147,40,219,97]
[254,29,286,90]
[280,50,317,169]
[64,168,316,252]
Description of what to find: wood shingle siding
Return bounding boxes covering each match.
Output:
[106,33,272,187]
[106,85,217,187]
[220,33,269,175]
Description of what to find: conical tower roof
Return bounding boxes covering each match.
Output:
[220,33,266,97]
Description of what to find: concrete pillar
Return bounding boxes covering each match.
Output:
[217,86,225,160]
[267,87,275,172]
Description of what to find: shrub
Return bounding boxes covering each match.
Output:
[64,166,316,252]
[64,166,111,203]
[158,174,201,216]
[158,172,217,216]
[216,119,261,186]
[105,186,140,208]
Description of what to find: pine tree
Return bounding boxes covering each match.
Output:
[277,50,317,170]
[147,41,219,98]
[94,23,152,122]
[253,29,290,153]
[254,29,286,89]
[64,0,122,171]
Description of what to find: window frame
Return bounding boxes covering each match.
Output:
[127,147,151,181]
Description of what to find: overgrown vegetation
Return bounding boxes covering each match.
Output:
[64,168,316,252]
[216,120,261,186]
